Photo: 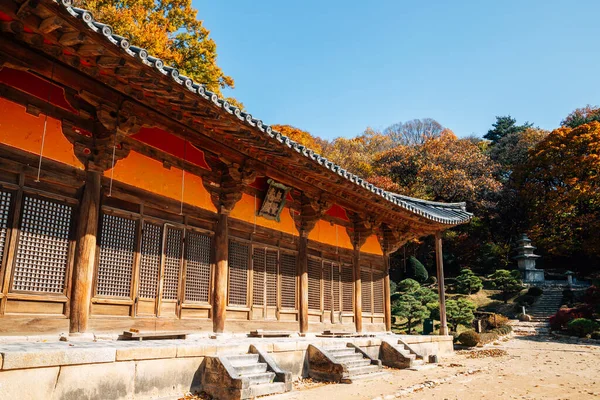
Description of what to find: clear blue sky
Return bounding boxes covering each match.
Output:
[194,0,600,140]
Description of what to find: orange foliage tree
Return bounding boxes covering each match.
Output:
[76,0,240,107]
[270,124,325,154]
[516,122,600,259]
[374,130,501,212]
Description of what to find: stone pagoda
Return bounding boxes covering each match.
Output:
[514,234,544,283]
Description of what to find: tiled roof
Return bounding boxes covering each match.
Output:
[55,0,472,226]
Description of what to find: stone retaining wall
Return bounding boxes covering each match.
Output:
[0,335,453,400]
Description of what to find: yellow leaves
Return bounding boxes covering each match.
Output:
[76,0,235,98]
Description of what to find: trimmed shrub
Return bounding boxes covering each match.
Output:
[491,325,512,335]
[584,286,600,305]
[518,295,536,306]
[486,314,509,328]
[527,287,544,297]
[567,318,599,338]
[456,269,483,294]
[407,256,429,283]
[591,331,600,340]
[479,332,499,344]
[458,331,480,347]
[549,306,594,330]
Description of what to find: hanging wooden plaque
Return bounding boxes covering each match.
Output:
[257,179,291,222]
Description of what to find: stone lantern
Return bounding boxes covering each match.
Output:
[514,234,544,283]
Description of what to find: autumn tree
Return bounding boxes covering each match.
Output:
[561,105,600,128]
[324,128,394,177]
[76,0,239,106]
[373,130,501,212]
[484,116,532,144]
[515,122,600,264]
[271,124,324,154]
[383,118,444,146]
[489,127,549,178]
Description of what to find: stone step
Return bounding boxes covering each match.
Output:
[247,382,287,398]
[346,364,382,377]
[344,359,373,368]
[227,354,260,367]
[333,353,364,363]
[392,346,414,358]
[344,371,389,382]
[243,372,276,385]
[235,362,268,375]
[327,348,357,357]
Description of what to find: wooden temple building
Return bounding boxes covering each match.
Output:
[0,0,471,337]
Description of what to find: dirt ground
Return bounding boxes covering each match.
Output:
[271,334,600,400]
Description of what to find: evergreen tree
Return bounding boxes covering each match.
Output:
[456,269,483,294]
[484,116,532,144]
[406,256,428,283]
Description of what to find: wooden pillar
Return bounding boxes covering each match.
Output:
[213,212,229,333]
[383,254,392,332]
[353,248,362,333]
[435,231,448,335]
[70,170,102,334]
[298,233,309,334]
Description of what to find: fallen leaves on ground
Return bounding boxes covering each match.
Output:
[293,377,334,390]
[178,391,212,400]
[457,349,508,359]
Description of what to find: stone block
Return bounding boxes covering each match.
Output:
[270,350,306,378]
[0,366,59,400]
[295,341,310,351]
[352,338,370,347]
[216,343,250,355]
[1,345,116,370]
[273,341,297,352]
[116,344,176,361]
[177,343,217,358]
[53,361,135,400]
[134,356,203,398]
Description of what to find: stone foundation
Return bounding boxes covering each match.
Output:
[0,334,453,400]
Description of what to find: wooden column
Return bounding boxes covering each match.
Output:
[383,253,392,332]
[213,212,229,333]
[69,170,102,334]
[298,232,309,334]
[353,248,362,333]
[435,231,448,335]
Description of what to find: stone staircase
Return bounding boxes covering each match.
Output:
[527,288,564,321]
[308,343,385,383]
[202,346,291,400]
[380,339,429,369]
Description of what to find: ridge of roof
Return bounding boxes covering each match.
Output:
[51,0,472,225]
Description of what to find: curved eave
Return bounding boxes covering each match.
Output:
[51,0,473,226]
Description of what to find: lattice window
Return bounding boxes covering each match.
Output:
[332,263,341,312]
[373,269,385,314]
[96,213,136,297]
[12,196,72,293]
[184,231,212,303]
[0,190,12,269]
[361,268,373,314]
[228,240,249,306]
[266,249,278,307]
[138,222,162,299]
[323,261,332,312]
[280,252,297,309]
[307,258,321,310]
[162,227,183,300]
[341,265,354,313]
[252,247,265,306]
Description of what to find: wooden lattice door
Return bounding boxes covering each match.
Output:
[158,225,184,318]
[252,247,278,320]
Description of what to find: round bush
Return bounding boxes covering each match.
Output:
[487,314,509,328]
[567,318,599,337]
[407,256,429,283]
[458,330,480,347]
[527,287,544,297]
[591,331,600,340]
